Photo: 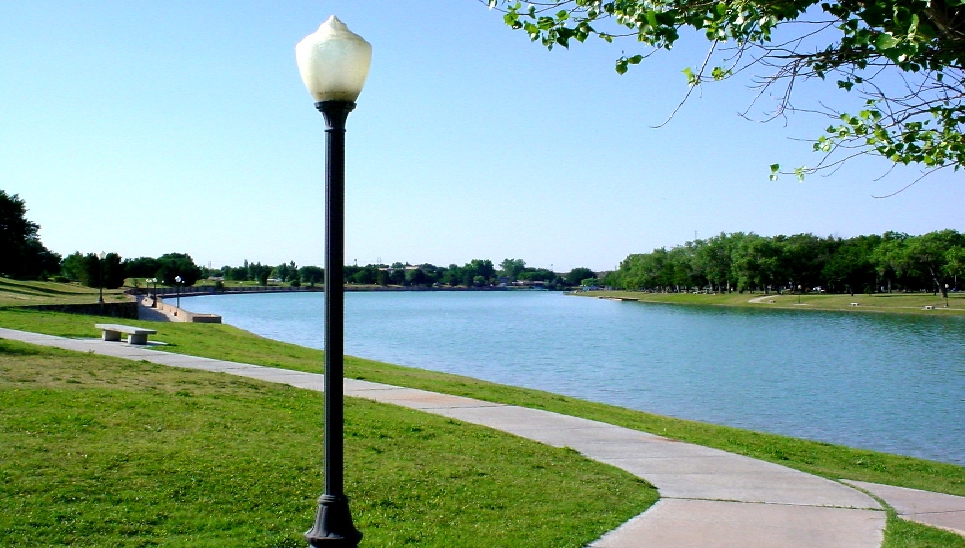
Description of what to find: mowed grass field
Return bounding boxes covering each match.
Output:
[0,339,656,547]
[581,289,965,315]
[0,278,128,307]
[2,300,965,545]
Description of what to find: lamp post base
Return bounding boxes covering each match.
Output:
[305,494,361,547]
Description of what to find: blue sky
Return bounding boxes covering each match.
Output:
[1,1,961,272]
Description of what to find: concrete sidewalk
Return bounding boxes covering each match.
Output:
[0,327,909,547]
[843,480,965,537]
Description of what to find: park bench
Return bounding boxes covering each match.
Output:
[95,324,158,345]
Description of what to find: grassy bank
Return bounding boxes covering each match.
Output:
[580,290,965,316]
[1,308,962,500]
[0,278,127,307]
[0,339,655,546]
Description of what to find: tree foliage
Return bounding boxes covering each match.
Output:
[156,253,203,286]
[607,229,964,293]
[0,190,60,279]
[490,0,965,178]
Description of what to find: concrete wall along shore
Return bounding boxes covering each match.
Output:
[29,302,139,319]
[155,299,221,323]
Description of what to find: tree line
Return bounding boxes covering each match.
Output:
[0,191,600,290]
[211,258,597,289]
[604,230,965,298]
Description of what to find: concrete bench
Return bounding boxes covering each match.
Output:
[95,324,158,345]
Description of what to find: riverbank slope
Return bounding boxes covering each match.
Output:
[579,290,965,316]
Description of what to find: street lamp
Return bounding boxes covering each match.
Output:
[175,275,182,310]
[945,283,950,307]
[98,251,107,304]
[296,15,371,547]
[148,278,158,308]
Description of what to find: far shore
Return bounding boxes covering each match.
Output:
[579,289,965,316]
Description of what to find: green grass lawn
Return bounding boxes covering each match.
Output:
[580,290,965,316]
[0,278,127,307]
[1,308,962,499]
[2,308,964,546]
[0,339,656,547]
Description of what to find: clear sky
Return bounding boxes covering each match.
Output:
[1,1,961,273]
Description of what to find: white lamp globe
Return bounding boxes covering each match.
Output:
[296,16,372,103]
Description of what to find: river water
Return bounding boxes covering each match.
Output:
[185,291,965,465]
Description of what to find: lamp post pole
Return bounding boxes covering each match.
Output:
[307,99,360,547]
[98,251,106,304]
[297,16,370,548]
[175,275,182,310]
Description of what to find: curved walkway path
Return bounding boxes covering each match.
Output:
[0,327,892,547]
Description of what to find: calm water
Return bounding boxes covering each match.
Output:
[186,291,965,465]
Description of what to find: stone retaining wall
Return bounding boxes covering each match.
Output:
[28,302,139,319]
[155,299,221,323]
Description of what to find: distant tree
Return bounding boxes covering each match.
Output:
[871,232,912,292]
[565,267,596,286]
[903,230,965,297]
[406,267,428,286]
[299,265,325,287]
[61,252,91,284]
[123,256,161,279]
[821,235,881,294]
[247,261,271,284]
[224,265,249,281]
[946,247,965,288]
[442,264,464,287]
[498,258,527,280]
[274,262,292,282]
[81,253,101,288]
[102,253,125,289]
[388,267,406,286]
[0,190,60,279]
[347,265,379,284]
[469,259,496,281]
[518,268,555,282]
[156,253,203,286]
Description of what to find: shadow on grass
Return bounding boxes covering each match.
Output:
[0,280,89,296]
[0,340,44,356]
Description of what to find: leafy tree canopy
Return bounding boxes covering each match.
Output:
[156,253,203,286]
[490,0,965,179]
[0,190,61,279]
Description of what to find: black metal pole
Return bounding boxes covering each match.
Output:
[152,280,157,308]
[305,100,361,547]
[176,282,181,309]
[98,257,104,304]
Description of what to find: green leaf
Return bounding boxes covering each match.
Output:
[683,67,698,85]
[875,33,899,50]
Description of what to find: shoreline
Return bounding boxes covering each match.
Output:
[168,298,965,467]
[579,289,965,317]
[1,307,962,489]
[151,284,561,299]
